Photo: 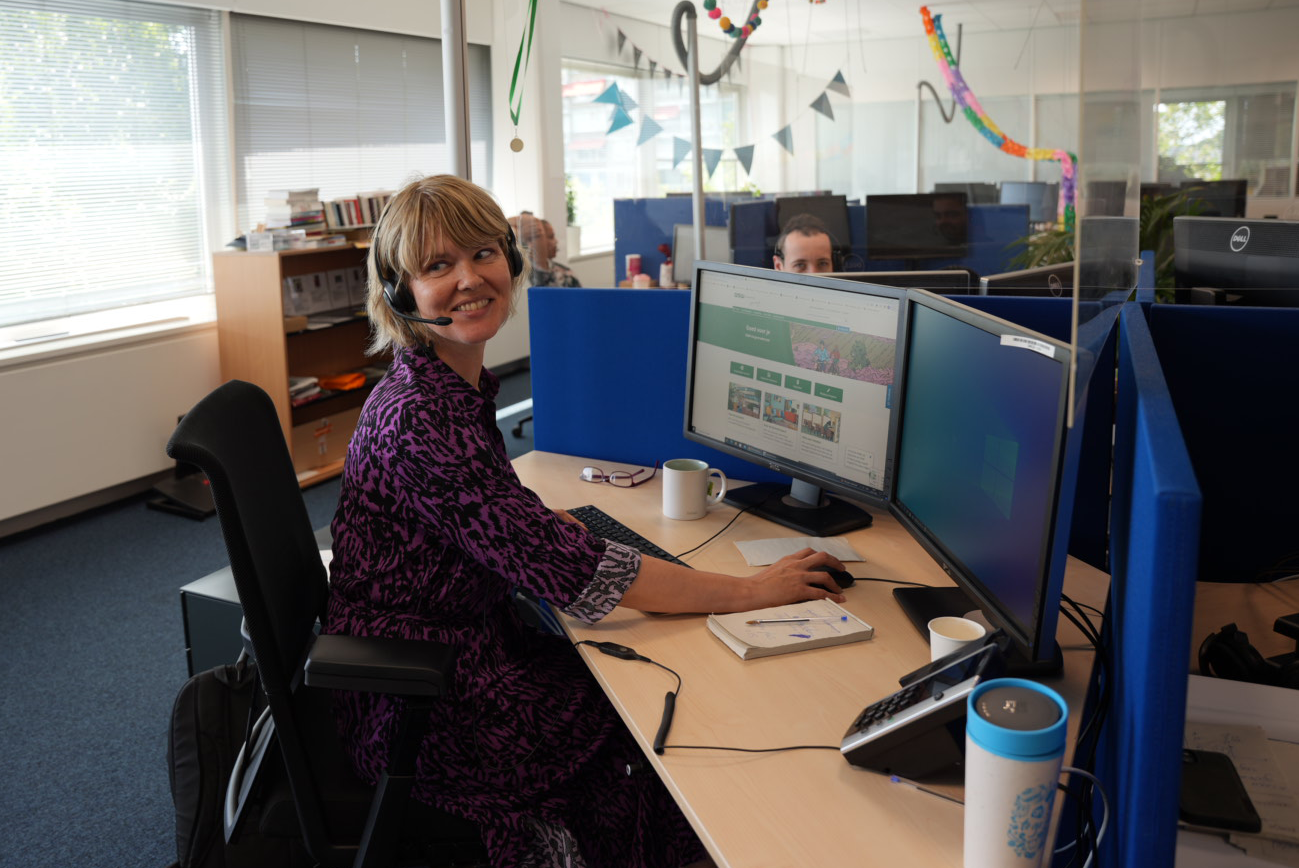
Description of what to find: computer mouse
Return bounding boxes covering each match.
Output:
[809,565,855,591]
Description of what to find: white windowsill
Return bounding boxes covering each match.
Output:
[0,295,218,371]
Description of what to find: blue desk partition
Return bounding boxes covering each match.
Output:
[1077,304,1201,868]
[1148,304,1299,582]
[527,286,786,484]
[613,198,730,284]
[730,199,776,268]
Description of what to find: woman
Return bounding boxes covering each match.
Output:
[324,174,848,868]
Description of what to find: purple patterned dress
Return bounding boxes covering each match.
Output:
[324,347,706,868]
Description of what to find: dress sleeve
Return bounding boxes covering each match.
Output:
[385,395,637,616]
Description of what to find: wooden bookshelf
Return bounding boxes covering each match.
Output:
[213,246,383,486]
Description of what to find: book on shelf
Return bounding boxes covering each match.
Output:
[706,599,873,660]
[265,188,326,236]
[323,190,394,230]
[288,375,319,395]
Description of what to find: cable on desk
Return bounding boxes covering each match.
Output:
[663,743,840,754]
[670,492,774,561]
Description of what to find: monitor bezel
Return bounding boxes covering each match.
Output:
[773,193,853,253]
[978,261,1077,297]
[828,270,975,293]
[887,289,1077,664]
[682,261,907,514]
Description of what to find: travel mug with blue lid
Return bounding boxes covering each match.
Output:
[963,678,1068,867]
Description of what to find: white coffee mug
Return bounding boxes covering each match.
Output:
[662,459,727,520]
[928,615,988,662]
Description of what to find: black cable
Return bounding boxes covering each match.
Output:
[671,491,778,561]
[666,744,840,753]
[853,576,935,589]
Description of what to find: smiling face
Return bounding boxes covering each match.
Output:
[408,233,516,373]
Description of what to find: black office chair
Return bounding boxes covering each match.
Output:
[167,380,486,868]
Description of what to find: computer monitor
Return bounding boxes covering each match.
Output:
[683,261,905,536]
[1173,216,1299,307]
[934,182,999,205]
[773,194,852,252]
[865,193,969,261]
[999,181,1057,223]
[979,262,1075,298]
[829,270,975,294]
[1179,179,1247,218]
[672,223,732,285]
[888,290,1080,673]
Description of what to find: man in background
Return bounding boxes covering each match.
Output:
[511,212,581,287]
[773,214,836,274]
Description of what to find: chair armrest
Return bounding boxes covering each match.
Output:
[303,634,455,696]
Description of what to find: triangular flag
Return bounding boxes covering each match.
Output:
[772,125,795,154]
[734,145,755,175]
[672,136,692,168]
[618,89,639,113]
[607,105,634,134]
[827,70,851,97]
[702,148,723,177]
[633,47,642,70]
[593,83,623,106]
[617,30,626,54]
[649,60,657,78]
[637,116,664,146]
[810,92,835,121]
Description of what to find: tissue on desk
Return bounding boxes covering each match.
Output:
[734,536,864,567]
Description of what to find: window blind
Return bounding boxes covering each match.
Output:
[230,15,494,235]
[0,0,230,328]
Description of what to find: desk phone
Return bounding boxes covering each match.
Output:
[840,639,1006,779]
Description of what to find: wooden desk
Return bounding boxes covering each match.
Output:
[513,451,1109,868]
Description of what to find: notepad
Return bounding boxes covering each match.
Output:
[707,600,874,660]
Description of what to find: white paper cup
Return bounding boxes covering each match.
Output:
[662,458,727,520]
[928,615,988,662]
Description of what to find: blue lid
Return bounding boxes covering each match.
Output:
[966,678,1068,760]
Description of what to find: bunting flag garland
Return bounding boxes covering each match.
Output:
[772,125,795,155]
[617,89,639,113]
[921,5,1076,229]
[608,105,635,134]
[637,116,665,146]
[809,92,835,121]
[633,46,643,70]
[616,29,627,53]
[734,145,755,175]
[672,137,692,169]
[702,148,724,177]
[593,83,623,106]
[826,70,851,97]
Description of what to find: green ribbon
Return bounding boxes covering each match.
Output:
[509,0,539,128]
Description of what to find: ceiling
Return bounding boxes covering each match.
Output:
[567,0,1299,46]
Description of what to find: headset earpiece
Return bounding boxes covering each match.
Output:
[380,267,416,315]
[504,225,524,278]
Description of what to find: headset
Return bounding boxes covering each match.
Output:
[1198,620,1299,689]
[377,210,524,325]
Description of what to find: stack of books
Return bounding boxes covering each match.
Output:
[324,190,394,231]
[265,189,326,236]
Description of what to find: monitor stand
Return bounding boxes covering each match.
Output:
[724,479,873,538]
[892,586,1062,677]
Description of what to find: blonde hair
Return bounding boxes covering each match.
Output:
[365,174,523,356]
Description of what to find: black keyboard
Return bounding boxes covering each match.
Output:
[569,505,691,568]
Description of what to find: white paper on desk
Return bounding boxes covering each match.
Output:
[734,536,864,567]
[1184,721,1299,845]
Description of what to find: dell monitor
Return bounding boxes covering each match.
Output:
[1173,216,1299,306]
[866,193,969,262]
[999,181,1058,224]
[829,270,975,294]
[888,290,1081,673]
[684,261,905,536]
[672,223,732,286]
[1179,179,1247,218]
[979,262,1075,298]
[773,194,853,253]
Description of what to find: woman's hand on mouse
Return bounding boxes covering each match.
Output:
[748,548,848,607]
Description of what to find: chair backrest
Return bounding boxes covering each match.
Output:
[167,380,337,849]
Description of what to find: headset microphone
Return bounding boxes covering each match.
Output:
[389,306,452,327]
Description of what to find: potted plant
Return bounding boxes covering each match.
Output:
[565,175,580,257]
[1010,189,1206,296]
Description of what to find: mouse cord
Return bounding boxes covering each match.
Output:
[670,493,773,561]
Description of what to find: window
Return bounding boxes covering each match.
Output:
[0,0,231,329]
[1157,84,1295,196]
[231,15,494,235]
[561,59,745,251]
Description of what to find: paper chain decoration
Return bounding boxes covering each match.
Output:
[702,0,769,38]
[921,6,1077,229]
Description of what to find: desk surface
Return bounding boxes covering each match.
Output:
[513,450,1109,868]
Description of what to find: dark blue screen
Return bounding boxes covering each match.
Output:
[895,303,1066,633]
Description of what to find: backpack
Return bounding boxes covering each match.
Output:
[166,655,305,867]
